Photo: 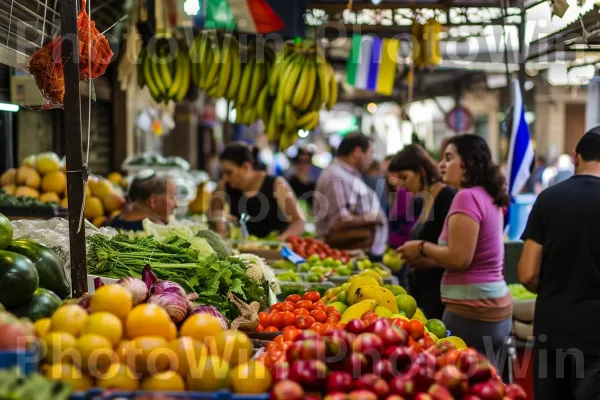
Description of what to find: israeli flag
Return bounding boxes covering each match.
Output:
[506,80,535,197]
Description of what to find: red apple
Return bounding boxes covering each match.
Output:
[354,374,390,398]
[373,359,395,381]
[504,384,527,400]
[415,352,438,369]
[463,396,482,400]
[437,341,457,354]
[348,390,378,400]
[435,365,469,396]
[272,361,290,382]
[386,396,407,400]
[0,323,27,350]
[297,330,322,341]
[327,371,353,393]
[271,380,305,400]
[469,359,494,384]
[414,394,434,400]
[324,393,349,400]
[408,363,436,392]
[332,352,368,378]
[470,379,505,400]
[457,350,480,376]
[385,346,415,373]
[367,318,392,334]
[379,325,409,348]
[287,340,326,362]
[353,333,384,364]
[428,384,454,400]
[324,329,354,349]
[288,360,328,390]
[389,376,417,398]
[324,334,352,363]
[346,319,369,334]
[305,395,323,400]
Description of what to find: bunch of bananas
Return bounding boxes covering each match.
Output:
[137,43,191,104]
[411,18,442,69]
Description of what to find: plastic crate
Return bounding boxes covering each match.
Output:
[0,350,38,375]
[70,389,269,400]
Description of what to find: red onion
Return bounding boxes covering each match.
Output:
[79,294,91,311]
[151,280,186,298]
[117,276,150,306]
[93,277,105,290]
[189,305,228,330]
[143,264,158,289]
[148,293,188,324]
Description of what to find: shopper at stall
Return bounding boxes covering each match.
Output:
[314,133,387,257]
[388,144,456,319]
[518,129,600,400]
[209,143,305,240]
[288,148,316,207]
[398,134,512,363]
[110,172,177,230]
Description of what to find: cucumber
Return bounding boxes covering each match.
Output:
[0,250,39,308]
[8,288,61,321]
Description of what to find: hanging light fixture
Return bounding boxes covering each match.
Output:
[371,0,382,4]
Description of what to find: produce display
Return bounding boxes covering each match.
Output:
[382,247,405,272]
[287,236,351,263]
[0,368,73,400]
[137,43,191,104]
[0,189,60,210]
[122,154,191,171]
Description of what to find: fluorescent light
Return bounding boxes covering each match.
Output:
[0,102,19,112]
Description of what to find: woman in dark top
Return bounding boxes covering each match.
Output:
[388,144,456,320]
[110,173,177,231]
[288,148,316,207]
[209,143,305,240]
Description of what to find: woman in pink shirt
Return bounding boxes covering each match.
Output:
[399,134,512,364]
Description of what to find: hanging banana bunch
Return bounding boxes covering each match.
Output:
[137,42,192,104]
[412,18,442,70]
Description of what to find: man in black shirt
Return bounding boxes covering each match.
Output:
[519,128,600,400]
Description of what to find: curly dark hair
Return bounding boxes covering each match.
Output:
[446,134,510,207]
[388,144,442,188]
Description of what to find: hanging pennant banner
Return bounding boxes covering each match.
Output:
[200,0,285,34]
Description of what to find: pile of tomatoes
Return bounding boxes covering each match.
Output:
[287,236,351,262]
[360,311,436,353]
[255,292,345,335]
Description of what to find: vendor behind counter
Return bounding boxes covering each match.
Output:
[109,172,177,231]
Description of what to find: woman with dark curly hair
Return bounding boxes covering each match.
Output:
[398,134,512,364]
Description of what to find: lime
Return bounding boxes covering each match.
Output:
[307,274,321,283]
[374,306,393,318]
[395,294,417,319]
[336,291,347,303]
[385,285,407,296]
[299,263,311,273]
[328,302,348,314]
[425,319,448,339]
[307,255,321,266]
[0,213,13,250]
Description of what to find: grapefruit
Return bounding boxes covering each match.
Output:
[84,197,105,219]
[16,166,41,188]
[36,152,60,174]
[90,285,132,320]
[97,363,139,390]
[41,171,67,194]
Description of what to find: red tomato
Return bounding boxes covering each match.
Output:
[310,310,328,323]
[334,323,346,330]
[326,306,338,315]
[283,329,301,342]
[407,320,425,341]
[296,300,313,310]
[294,308,309,316]
[286,294,302,303]
[295,315,316,329]
[326,316,340,324]
[312,301,328,312]
[310,322,328,335]
[302,291,321,302]
[265,326,280,333]
[280,302,295,312]
[409,340,423,353]
[282,325,296,331]
[255,323,265,332]
[258,312,271,327]
[328,310,342,320]
[271,313,285,330]
[419,335,436,350]
[362,311,376,319]
[269,303,283,312]
[363,314,378,325]
[263,354,281,368]
[274,335,284,343]
[282,311,297,327]
[265,342,276,352]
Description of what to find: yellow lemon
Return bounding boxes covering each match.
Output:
[45,363,94,391]
[167,337,208,377]
[142,371,185,391]
[81,312,123,346]
[126,304,172,340]
[42,332,77,364]
[90,285,133,320]
[96,363,139,390]
[180,313,223,350]
[34,318,51,337]
[186,355,230,391]
[213,330,253,367]
[50,305,88,337]
[230,361,272,394]
[74,334,117,374]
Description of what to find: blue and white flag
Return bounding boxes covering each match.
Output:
[506,79,535,197]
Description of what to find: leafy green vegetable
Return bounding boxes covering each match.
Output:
[0,189,59,209]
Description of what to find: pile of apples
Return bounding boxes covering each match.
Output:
[269,317,527,400]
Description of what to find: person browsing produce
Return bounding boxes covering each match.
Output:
[110,173,177,231]
[388,144,456,320]
[398,135,512,364]
[518,129,600,400]
[209,143,305,240]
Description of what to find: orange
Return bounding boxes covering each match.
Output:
[42,332,77,364]
[121,336,171,377]
[45,363,94,391]
[50,305,88,337]
[167,337,208,377]
[34,318,51,338]
[230,361,272,394]
[126,304,172,340]
[407,319,425,341]
[96,363,139,390]
[81,312,123,346]
[74,334,117,374]
[142,371,185,391]
[213,330,253,367]
[90,285,133,320]
[180,313,223,350]
[186,355,230,391]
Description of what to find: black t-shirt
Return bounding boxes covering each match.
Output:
[288,175,315,206]
[522,175,600,352]
[226,175,289,238]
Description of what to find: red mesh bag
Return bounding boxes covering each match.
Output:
[27,0,113,108]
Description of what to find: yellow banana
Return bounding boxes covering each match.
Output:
[149,50,166,95]
[268,48,287,95]
[143,53,162,102]
[237,58,255,105]
[292,60,310,109]
[300,59,317,110]
[215,44,232,98]
[296,111,318,129]
[256,87,269,121]
[325,64,337,111]
[175,53,190,102]
[340,299,379,323]
[274,93,285,122]
[284,104,297,132]
[316,57,330,107]
[167,51,183,99]
[226,42,241,100]
[309,81,323,111]
[347,276,381,304]
[204,34,221,88]
[280,57,304,104]
[354,285,399,313]
[248,60,265,105]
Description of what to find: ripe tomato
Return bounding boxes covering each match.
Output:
[407,320,425,340]
[310,322,328,335]
[282,325,296,331]
[258,312,271,327]
[310,310,328,323]
[294,308,309,316]
[362,311,376,319]
[286,294,302,303]
[302,291,321,302]
[282,311,296,327]
[264,354,281,368]
[419,335,435,350]
[274,335,284,343]
[283,328,301,342]
[409,340,423,353]
[265,342,276,352]
[255,323,265,332]
[269,303,283,312]
[265,326,280,333]
[295,315,316,329]
[446,349,461,365]
[296,300,313,310]
[271,313,285,330]
[312,301,328,312]
[326,316,340,324]
[279,302,295,312]
[329,311,342,320]
[363,313,378,325]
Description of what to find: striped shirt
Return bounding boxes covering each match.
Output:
[438,187,512,322]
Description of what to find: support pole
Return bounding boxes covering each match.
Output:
[518,0,527,93]
[60,0,87,297]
